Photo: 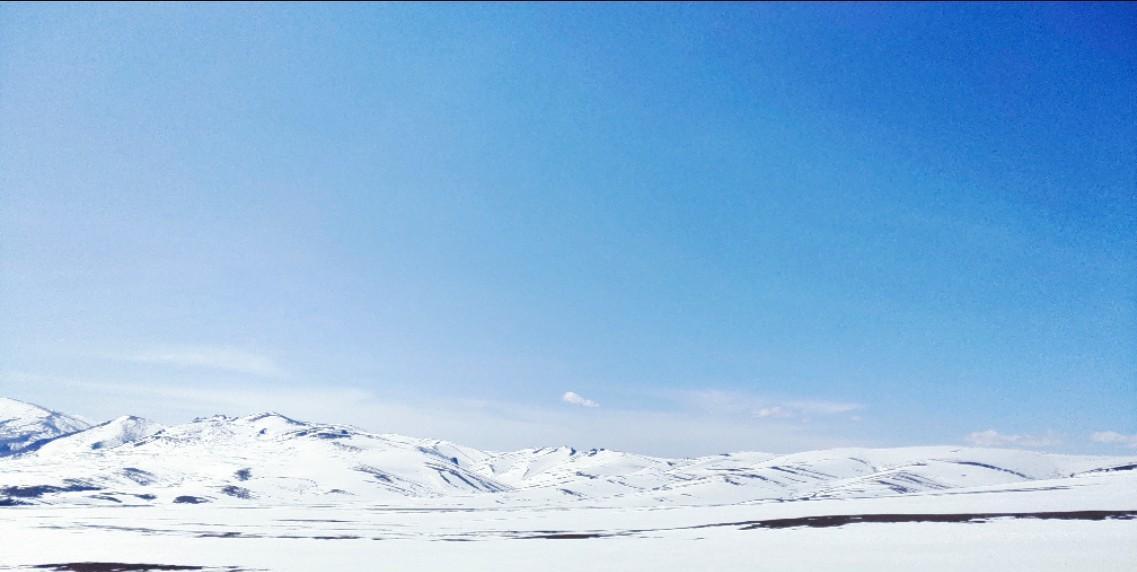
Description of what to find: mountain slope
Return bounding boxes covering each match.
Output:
[1,411,510,505]
[32,416,163,457]
[0,397,90,457]
[1,398,1134,508]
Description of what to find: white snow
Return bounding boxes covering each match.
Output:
[0,397,90,456]
[31,416,163,457]
[1,396,1134,571]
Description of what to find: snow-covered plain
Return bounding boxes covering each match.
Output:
[1,396,1134,571]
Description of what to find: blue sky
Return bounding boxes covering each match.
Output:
[1,3,1134,456]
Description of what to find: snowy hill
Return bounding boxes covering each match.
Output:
[32,416,163,458]
[1,397,1134,509]
[0,397,90,457]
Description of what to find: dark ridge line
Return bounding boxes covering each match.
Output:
[945,461,1031,479]
[1082,463,1137,474]
[732,510,1137,530]
[517,510,1137,540]
[1,483,102,498]
[25,564,252,572]
[520,532,614,540]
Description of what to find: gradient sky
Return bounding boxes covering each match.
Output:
[2,3,1134,456]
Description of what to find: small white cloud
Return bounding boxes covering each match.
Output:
[562,391,599,408]
[1090,431,1137,448]
[128,346,284,378]
[756,406,793,418]
[966,429,1060,448]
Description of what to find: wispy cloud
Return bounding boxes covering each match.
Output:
[756,405,793,418]
[966,429,1060,448]
[126,346,284,378]
[681,390,862,420]
[562,391,599,408]
[1090,431,1137,448]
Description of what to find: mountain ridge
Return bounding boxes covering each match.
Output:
[0,397,91,457]
[1,396,1133,508]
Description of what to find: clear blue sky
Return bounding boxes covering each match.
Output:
[2,3,1134,455]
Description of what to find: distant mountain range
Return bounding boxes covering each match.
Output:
[2,396,1134,507]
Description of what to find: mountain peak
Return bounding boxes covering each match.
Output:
[33,414,163,457]
[0,397,91,457]
[242,411,305,425]
[0,396,54,420]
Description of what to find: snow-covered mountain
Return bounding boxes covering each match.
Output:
[31,415,163,458]
[1,396,1134,508]
[0,397,90,457]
